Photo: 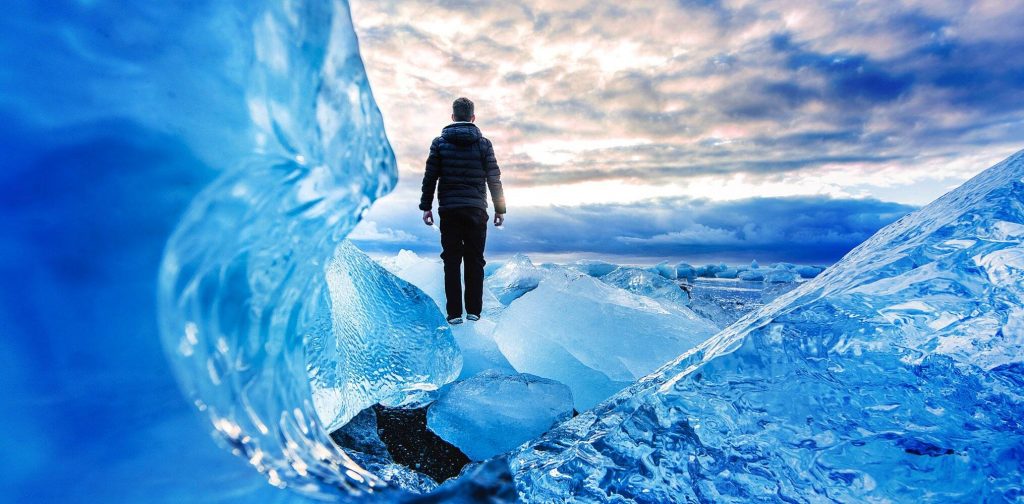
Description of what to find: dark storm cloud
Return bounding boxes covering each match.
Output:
[352,193,916,264]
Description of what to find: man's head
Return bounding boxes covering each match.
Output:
[452,97,475,123]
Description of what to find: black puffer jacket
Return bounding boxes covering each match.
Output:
[419,122,506,214]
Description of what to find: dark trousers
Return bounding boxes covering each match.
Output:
[438,207,487,318]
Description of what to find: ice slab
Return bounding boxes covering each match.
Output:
[487,253,549,305]
[568,259,618,277]
[492,273,718,409]
[600,267,691,306]
[511,150,1024,502]
[427,370,573,461]
[308,241,462,431]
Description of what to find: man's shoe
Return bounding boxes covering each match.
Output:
[447,316,464,325]
[466,314,480,321]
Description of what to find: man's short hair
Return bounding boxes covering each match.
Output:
[452,97,474,121]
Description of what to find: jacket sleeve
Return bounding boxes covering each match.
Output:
[483,139,506,214]
[419,138,441,211]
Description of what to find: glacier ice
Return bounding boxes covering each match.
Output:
[510,150,1024,502]
[492,272,719,409]
[308,241,461,432]
[426,370,574,461]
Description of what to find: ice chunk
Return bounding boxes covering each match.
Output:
[695,264,722,277]
[511,149,1024,502]
[750,259,760,269]
[737,269,765,281]
[492,274,718,409]
[795,264,823,278]
[449,318,517,380]
[675,262,697,282]
[765,267,797,283]
[308,241,462,431]
[649,261,677,279]
[427,370,573,461]
[568,259,619,277]
[601,267,691,305]
[714,267,739,279]
[487,253,548,305]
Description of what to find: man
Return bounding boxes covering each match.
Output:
[419,97,506,325]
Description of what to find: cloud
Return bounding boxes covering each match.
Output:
[346,0,1020,263]
[351,191,915,264]
[348,220,419,243]
[351,0,1024,208]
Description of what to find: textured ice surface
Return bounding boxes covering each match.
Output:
[488,253,549,305]
[2,0,416,501]
[600,267,691,306]
[309,241,461,432]
[427,370,574,461]
[511,150,1024,502]
[493,273,719,409]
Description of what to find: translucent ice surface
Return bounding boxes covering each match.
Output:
[487,254,549,305]
[493,273,719,409]
[511,150,1024,502]
[2,0,424,502]
[600,267,692,306]
[308,241,461,432]
[427,370,573,461]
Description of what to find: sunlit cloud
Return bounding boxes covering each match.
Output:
[349,0,1024,259]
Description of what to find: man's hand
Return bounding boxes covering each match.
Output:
[422,210,434,226]
[494,213,504,227]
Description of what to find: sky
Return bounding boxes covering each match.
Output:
[347,0,1024,264]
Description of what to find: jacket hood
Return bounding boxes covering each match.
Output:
[441,122,482,146]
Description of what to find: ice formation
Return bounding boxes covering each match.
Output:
[569,259,619,277]
[511,150,1024,502]
[675,262,698,282]
[600,267,692,306]
[426,370,574,461]
[492,273,719,409]
[487,253,549,305]
[650,261,678,280]
[308,241,461,432]
[2,0,437,501]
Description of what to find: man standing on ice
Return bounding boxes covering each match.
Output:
[419,97,506,325]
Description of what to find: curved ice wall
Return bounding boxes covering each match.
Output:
[0,1,428,501]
